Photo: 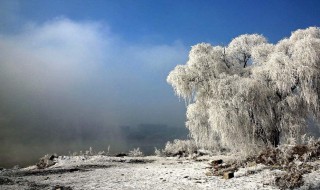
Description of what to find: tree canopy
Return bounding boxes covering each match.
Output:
[167,27,320,154]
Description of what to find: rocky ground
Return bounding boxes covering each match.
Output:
[1,154,320,190]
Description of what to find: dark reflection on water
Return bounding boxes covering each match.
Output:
[0,124,188,168]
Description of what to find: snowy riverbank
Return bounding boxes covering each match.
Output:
[1,155,320,190]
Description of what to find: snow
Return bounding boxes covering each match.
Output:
[1,155,320,190]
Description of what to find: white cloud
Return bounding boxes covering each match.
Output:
[0,18,188,128]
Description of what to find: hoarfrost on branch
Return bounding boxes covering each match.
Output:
[167,27,320,154]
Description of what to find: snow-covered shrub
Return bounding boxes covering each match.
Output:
[85,147,94,156]
[255,141,319,167]
[69,146,109,157]
[36,154,58,169]
[275,170,304,189]
[154,147,164,157]
[163,139,197,157]
[98,151,106,155]
[167,27,320,154]
[128,147,144,157]
[224,139,320,189]
[106,145,111,156]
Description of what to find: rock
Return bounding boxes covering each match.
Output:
[49,154,58,161]
[52,185,73,190]
[172,151,186,157]
[212,162,237,177]
[205,171,214,176]
[0,177,14,185]
[223,172,234,179]
[115,153,127,157]
[246,170,256,175]
[210,159,223,166]
[197,149,211,156]
[37,154,56,169]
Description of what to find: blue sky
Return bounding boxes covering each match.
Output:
[0,0,320,166]
[0,0,319,128]
[3,0,320,44]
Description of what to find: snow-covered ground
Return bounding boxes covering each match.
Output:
[1,155,320,190]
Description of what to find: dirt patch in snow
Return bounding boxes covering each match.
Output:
[3,164,115,177]
[0,176,14,185]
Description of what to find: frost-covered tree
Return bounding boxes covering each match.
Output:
[167,27,320,154]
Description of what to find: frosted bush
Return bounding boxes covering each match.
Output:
[163,139,197,156]
[98,151,106,155]
[107,145,111,156]
[84,147,94,156]
[128,147,144,157]
[154,147,164,157]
